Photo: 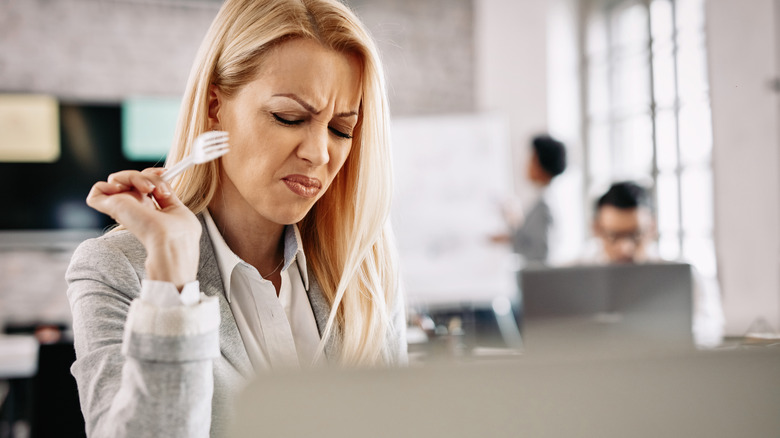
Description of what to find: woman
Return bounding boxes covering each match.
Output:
[66,0,407,436]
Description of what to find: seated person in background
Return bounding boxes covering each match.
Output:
[495,135,567,266]
[590,181,656,264]
[584,181,724,348]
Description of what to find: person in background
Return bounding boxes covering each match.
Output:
[591,181,657,263]
[500,135,567,266]
[587,181,724,348]
[66,1,407,437]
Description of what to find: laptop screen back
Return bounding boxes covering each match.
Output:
[519,263,694,356]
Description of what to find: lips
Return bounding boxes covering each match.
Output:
[282,174,322,199]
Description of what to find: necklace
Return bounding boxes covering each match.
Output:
[262,257,285,278]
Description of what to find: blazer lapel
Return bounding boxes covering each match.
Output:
[196,215,254,378]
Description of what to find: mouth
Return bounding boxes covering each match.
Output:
[282,174,322,199]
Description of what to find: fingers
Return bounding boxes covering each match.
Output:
[139,168,183,211]
[87,168,170,215]
[106,170,158,196]
[86,167,190,217]
[90,181,129,196]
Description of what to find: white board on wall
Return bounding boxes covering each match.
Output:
[391,113,517,307]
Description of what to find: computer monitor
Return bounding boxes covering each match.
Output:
[518,263,694,357]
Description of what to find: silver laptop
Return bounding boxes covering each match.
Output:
[518,263,694,357]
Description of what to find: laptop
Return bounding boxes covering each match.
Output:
[518,263,694,357]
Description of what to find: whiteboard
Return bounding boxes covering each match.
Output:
[390,113,517,306]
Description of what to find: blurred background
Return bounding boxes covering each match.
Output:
[0,0,778,435]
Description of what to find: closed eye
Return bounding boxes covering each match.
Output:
[329,127,353,139]
[273,113,303,126]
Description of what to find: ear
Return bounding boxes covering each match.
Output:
[207,85,223,130]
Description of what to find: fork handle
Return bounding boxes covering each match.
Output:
[161,156,193,182]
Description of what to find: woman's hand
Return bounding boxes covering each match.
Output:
[86,168,202,290]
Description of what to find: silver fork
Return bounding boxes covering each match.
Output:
[162,131,230,181]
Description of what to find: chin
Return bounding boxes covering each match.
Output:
[267,205,314,226]
[610,257,636,264]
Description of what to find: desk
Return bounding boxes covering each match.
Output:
[232,348,780,437]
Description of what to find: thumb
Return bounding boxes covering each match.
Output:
[151,182,185,211]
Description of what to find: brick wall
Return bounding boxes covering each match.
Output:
[0,0,474,113]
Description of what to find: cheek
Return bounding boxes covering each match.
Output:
[330,143,352,173]
[221,145,267,187]
[318,145,351,195]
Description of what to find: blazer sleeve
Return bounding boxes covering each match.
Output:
[66,236,220,438]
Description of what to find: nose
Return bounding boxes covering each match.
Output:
[616,239,637,260]
[297,125,330,166]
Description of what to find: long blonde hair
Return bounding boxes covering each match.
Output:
[168,0,398,366]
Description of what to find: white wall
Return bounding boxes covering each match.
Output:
[475,0,586,264]
[546,0,586,263]
[707,0,780,334]
[474,0,549,196]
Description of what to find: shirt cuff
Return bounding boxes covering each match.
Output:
[141,279,201,307]
[127,280,220,337]
[124,292,220,337]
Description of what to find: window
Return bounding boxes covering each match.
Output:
[583,0,716,277]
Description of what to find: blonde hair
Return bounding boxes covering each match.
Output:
[168,0,398,366]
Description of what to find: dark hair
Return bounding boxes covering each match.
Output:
[532,135,567,177]
[596,181,652,211]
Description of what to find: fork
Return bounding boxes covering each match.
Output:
[161,130,230,182]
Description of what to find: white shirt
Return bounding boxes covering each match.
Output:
[138,211,322,371]
[203,210,321,370]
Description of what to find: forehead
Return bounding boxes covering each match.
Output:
[597,205,653,230]
[249,38,363,108]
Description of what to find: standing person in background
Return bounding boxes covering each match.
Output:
[65,1,407,437]
[586,181,724,347]
[499,135,567,266]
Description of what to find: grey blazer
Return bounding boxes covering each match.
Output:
[66,217,407,438]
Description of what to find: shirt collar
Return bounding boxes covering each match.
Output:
[284,223,309,290]
[202,209,309,303]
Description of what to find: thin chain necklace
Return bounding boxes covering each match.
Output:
[261,257,284,278]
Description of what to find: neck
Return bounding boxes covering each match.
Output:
[209,180,285,277]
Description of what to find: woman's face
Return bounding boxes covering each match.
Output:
[210,38,362,227]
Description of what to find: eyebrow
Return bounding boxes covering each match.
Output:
[273,93,358,118]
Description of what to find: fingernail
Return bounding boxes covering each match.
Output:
[159,182,171,196]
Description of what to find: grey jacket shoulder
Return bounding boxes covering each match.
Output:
[67,229,147,300]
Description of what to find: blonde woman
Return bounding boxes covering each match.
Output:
[66,0,407,436]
